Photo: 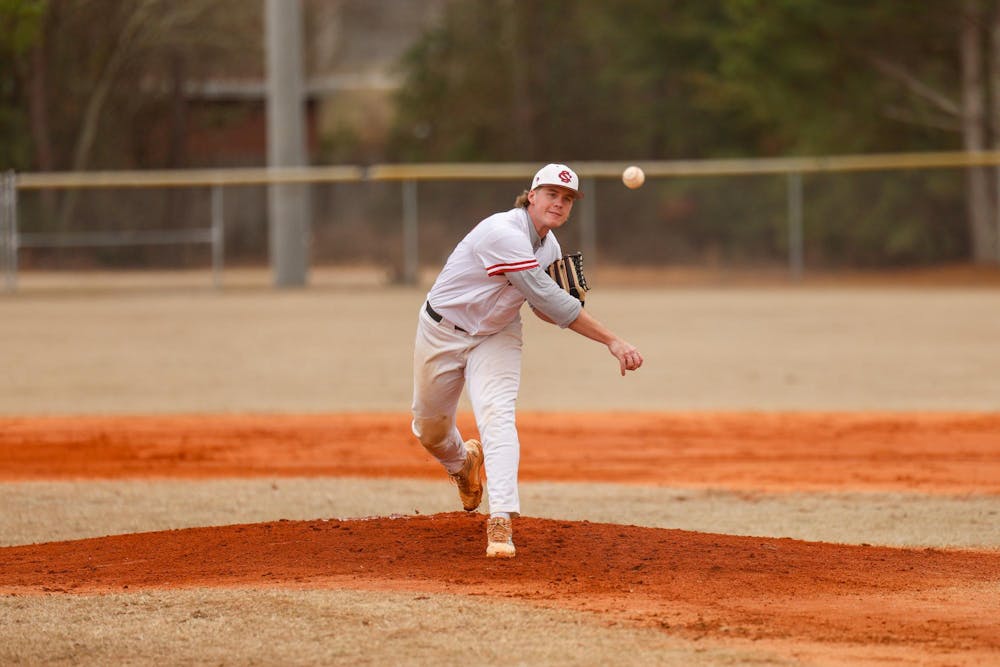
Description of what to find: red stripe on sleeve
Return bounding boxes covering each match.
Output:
[486,259,539,272]
[487,260,539,276]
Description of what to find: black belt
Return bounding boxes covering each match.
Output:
[425,301,467,333]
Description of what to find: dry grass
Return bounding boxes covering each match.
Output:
[0,588,787,667]
[3,478,998,550]
[3,282,1000,414]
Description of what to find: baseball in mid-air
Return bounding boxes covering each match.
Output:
[622,165,645,189]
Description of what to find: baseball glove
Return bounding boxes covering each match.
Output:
[546,252,590,306]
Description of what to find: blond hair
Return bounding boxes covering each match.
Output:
[514,189,531,208]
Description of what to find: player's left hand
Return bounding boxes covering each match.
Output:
[609,339,643,376]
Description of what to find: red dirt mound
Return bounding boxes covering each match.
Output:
[2,412,998,493]
[2,513,997,654]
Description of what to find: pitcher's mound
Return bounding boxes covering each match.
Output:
[2,512,997,654]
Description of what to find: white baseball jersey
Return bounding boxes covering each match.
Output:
[426,207,563,335]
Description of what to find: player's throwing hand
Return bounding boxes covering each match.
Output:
[609,338,643,376]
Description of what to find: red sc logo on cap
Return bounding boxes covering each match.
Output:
[558,170,572,183]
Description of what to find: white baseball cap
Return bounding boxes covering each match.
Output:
[530,163,583,198]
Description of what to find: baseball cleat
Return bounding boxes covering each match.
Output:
[486,516,515,558]
[451,439,484,511]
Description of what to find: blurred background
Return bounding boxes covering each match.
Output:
[2,0,1000,286]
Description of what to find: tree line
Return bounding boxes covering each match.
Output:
[3,0,1000,266]
[390,0,1000,265]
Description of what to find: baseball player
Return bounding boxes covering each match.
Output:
[411,163,643,558]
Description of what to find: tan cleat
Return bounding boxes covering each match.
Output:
[450,439,484,511]
[486,515,515,558]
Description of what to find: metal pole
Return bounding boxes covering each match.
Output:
[402,179,418,285]
[995,166,1000,264]
[1,172,7,291]
[211,185,224,289]
[1,172,7,290]
[2,171,16,292]
[9,174,17,292]
[265,0,309,287]
[787,172,803,281]
[580,176,597,268]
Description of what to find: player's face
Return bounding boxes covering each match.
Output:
[528,186,576,233]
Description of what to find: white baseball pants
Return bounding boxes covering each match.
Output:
[411,306,523,516]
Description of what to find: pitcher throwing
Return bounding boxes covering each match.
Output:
[411,163,643,558]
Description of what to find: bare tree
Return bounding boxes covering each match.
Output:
[961,0,997,263]
[865,2,999,264]
[24,0,260,229]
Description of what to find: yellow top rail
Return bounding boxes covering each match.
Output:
[14,165,366,190]
[13,150,1000,189]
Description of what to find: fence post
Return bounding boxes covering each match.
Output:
[1,171,16,292]
[787,171,803,281]
[0,171,7,290]
[211,185,224,288]
[580,177,597,269]
[402,179,418,285]
[996,166,1000,264]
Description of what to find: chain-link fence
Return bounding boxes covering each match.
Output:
[4,153,1000,291]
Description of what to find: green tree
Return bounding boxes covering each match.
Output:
[0,0,46,168]
[389,1,768,162]
[389,0,996,265]
[710,0,997,262]
[391,0,967,160]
